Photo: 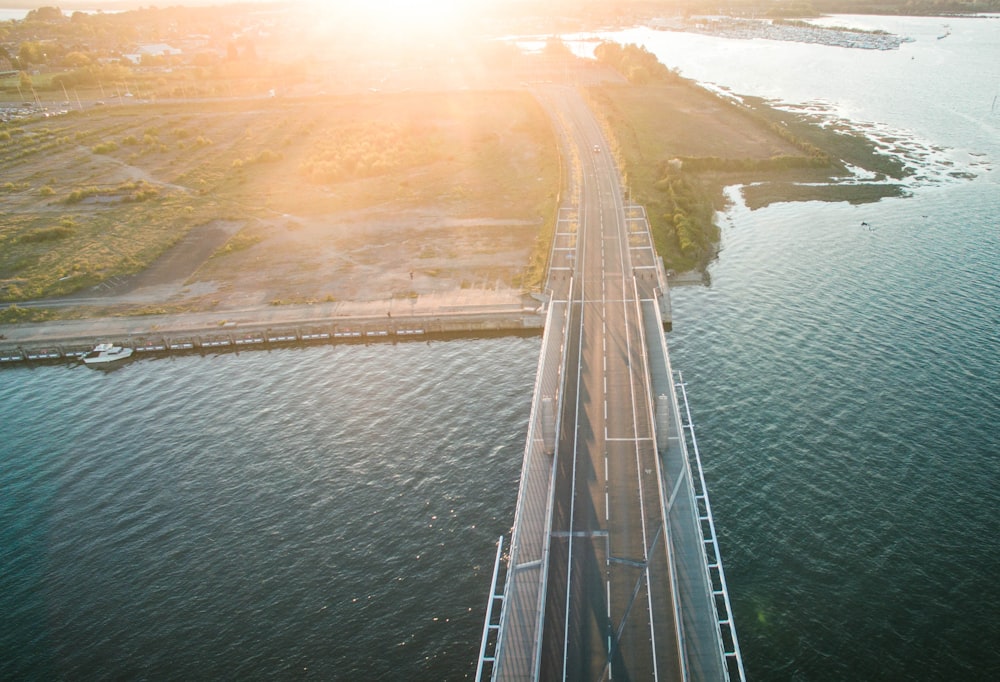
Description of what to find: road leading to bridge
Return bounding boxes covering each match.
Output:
[535,86,682,681]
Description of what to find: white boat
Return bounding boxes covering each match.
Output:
[81,343,134,365]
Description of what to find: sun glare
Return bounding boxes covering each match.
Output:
[305,0,487,39]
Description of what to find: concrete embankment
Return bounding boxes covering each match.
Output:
[0,293,545,365]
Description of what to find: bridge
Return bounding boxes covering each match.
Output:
[477,86,745,681]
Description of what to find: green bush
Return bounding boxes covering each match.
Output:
[65,187,97,203]
[0,304,57,323]
[653,169,719,264]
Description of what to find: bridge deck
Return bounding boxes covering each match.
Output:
[484,86,741,681]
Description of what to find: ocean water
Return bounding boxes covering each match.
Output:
[1,14,998,682]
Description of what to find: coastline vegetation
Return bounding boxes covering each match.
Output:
[588,42,910,273]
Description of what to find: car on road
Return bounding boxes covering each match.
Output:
[593,145,600,153]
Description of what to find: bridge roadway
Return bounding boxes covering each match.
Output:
[541,87,679,681]
[486,86,736,681]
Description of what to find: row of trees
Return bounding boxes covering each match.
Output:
[593,42,678,84]
[652,167,719,265]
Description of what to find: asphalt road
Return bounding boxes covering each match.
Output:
[538,86,682,681]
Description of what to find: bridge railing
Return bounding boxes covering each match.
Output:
[483,281,574,681]
[641,287,746,682]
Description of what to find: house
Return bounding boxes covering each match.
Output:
[123,43,182,65]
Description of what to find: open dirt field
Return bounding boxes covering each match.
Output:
[0,88,561,318]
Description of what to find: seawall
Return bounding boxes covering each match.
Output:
[0,303,545,365]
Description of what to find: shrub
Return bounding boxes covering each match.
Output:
[19,225,75,243]
[255,149,282,163]
[300,121,439,184]
[0,304,57,322]
[65,187,96,203]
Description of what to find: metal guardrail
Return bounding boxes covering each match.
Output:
[676,374,747,682]
[643,277,744,681]
[481,284,573,681]
[476,536,506,681]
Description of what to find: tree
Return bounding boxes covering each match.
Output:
[25,7,65,23]
[63,50,91,68]
[593,42,676,84]
[543,37,573,58]
[19,42,46,67]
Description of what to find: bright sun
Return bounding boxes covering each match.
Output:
[304,0,487,38]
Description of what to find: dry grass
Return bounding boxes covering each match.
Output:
[0,92,560,305]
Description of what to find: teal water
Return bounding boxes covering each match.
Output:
[1,14,998,682]
[1,341,538,680]
[669,183,999,679]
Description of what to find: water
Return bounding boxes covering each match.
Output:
[1,340,538,680]
[668,186,1000,680]
[2,14,998,682]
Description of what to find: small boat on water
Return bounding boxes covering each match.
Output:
[81,343,133,365]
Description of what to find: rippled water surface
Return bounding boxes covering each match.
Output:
[668,184,999,680]
[1,340,538,680]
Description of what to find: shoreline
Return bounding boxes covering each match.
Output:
[0,291,547,364]
[649,16,912,50]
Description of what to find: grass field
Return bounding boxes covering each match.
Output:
[0,92,560,305]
